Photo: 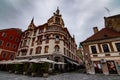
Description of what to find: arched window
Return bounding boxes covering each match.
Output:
[45,35,49,43]
[54,45,60,52]
[55,35,59,41]
[2,32,6,37]
[45,46,49,53]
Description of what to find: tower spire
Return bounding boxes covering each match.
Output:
[28,17,36,30]
[56,6,60,15]
[31,17,34,24]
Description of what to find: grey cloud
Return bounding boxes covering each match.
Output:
[0,0,119,46]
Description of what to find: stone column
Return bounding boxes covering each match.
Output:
[61,57,65,70]
[85,61,95,74]
[102,63,109,75]
[115,61,120,75]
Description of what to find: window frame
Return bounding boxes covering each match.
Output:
[1,32,6,37]
[13,44,17,49]
[44,46,49,53]
[9,35,14,40]
[115,42,120,51]
[2,52,6,58]
[29,48,33,55]
[36,46,42,54]
[91,46,97,54]
[6,43,11,47]
[89,44,99,54]
[54,45,60,52]
[101,43,111,53]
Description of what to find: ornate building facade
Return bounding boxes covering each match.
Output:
[16,8,80,71]
[0,28,22,60]
[81,14,120,75]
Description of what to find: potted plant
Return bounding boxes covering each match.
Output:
[23,63,29,75]
[42,63,49,77]
[30,63,37,77]
[14,64,19,74]
[14,64,23,74]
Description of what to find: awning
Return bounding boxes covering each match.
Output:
[40,58,57,64]
[12,60,23,64]
[18,59,29,63]
[0,60,22,64]
[0,60,13,64]
[56,62,66,64]
[29,59,43,63]
[0,58,61,64]
[66,59,79,66]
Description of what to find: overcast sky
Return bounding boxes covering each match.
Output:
[0,0,120,46]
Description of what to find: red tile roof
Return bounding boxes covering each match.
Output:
[82,28,120,43]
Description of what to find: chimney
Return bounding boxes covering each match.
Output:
[93,27,98,34]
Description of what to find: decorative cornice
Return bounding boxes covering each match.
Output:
[82,37,120,45]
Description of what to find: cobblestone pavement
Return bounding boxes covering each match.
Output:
[0,71,120,80]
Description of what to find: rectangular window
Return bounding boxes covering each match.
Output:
[44,46,49,53]
[102,44,110,52]
[91,46,97,54]
[33,30,36,36]
[17,51,20,56]
[37,36,42,45]
[36,46,41,54]
[23,40,27,46]
[30,48,33,55]
[21,49,27,56]
[0,40,3,46]
[31,38,35,46]
[45,35,49,44]
[115,43,120,51]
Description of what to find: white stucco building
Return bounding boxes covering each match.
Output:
[16,8,80,71]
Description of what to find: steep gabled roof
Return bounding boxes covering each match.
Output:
[82,28,120,43]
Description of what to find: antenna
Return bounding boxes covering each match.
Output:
[104,7,110,16]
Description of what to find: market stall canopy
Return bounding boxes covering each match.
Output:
[0,60,13,64]
[56,62,66,64]
[66,59,79,66]
[0,60,22,64]
[40,58,57,64]
[29,59,42,63]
